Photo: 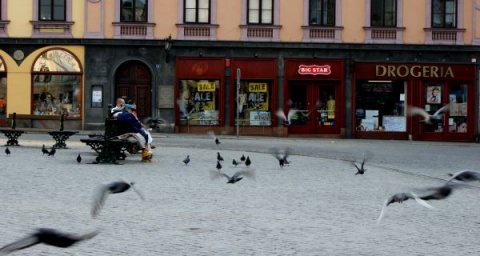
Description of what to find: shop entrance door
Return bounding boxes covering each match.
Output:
[420,83,470,141]
[287,82,339,134]
[115,61,152,119]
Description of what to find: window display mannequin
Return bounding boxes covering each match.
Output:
[327,95,335,119]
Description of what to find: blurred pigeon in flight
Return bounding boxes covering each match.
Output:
[177,98,196,120]
[377,192,432,224]
[272,147,291,168]
[91,180,145,217]
[42,144,49,155]
[208,131,221,145]
[351,150,373,175]
[0,228,99,254]
[275,108,298,126]
[447,169,480,183]
[210,169,256,184]
[407,104,450,125]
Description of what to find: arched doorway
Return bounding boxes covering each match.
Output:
[114,61,152,119]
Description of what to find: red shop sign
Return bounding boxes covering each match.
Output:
[298,64,332,76]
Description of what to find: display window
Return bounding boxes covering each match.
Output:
[0,58,6,125]
[355,81,406,132]
[178,79,220,125]
[235,81,272,126]
[31,49,82,117]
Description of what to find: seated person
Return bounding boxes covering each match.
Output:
[116,104,152,150]
[111,98,125,118]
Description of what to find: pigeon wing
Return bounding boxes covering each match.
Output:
[376,198,391,224]
[210,170,230,181]
[91,185,110,217]
[130,185,145,201]
[286,109,299,123]
[237,169,256,181]
[447,169,480,183]
[433,103,450,116]
[407,106,430,120]
[275,109,287,121]
[176,99,188,115]
[410,192,434,209]
[0,234,40,254]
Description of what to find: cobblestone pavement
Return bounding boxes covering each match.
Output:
[1,132,480,255]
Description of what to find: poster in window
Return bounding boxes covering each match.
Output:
[426,86,441,104]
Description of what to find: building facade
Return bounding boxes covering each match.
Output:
[0,0,479,142]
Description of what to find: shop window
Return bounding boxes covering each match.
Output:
[371,0,396,27]
[121,0,147,22]
[248,0,273,24]
[235,81,272,126]
[0,58,6,125]
[355,81,406,132]
[432,0,456,28]
[31,49,82,118]
[178,79,220,126]
[309,0,335,26]
[184,0,210,24]
[448,84,467,133]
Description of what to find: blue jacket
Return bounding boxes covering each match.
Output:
[116,112,143,133]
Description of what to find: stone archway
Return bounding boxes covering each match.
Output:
[114,61,152,119]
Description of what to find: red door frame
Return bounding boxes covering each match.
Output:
[284,59,345,135]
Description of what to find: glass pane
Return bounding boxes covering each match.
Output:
[289,86,308,126]
[0,75,6,124]
[185,0,196,9]
[137,0,146,7]
[54,6,65,20]
[54,0,64,5]
[432,14,442,27]
[424,85,444,133]
[318,86,336,127]
[199,0,209,9]
[446,0,455,12]
[371,0,382,26]
[262,0,272,9]
[135,7,146,21]
[261,10,272,23]
[385,12,395,26]
[448,84,467,133]
[198,9,209,23]
[40,6,52,20]
[249,10,259,23]
[33,75,81,117]
[185,9,196,22]
[235,81,271,126]
[249,0,259,9]
[432,0,442,13]
[445,14,455,27]
[309,0,320,24]
[178,80,220,126]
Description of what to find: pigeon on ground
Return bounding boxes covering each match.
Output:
[48,148,56,157]
[42,145,49,155]
[208,131,221,145]
[232,159,239,167]
[0,228,99,254]
[210,169,256,184]
[217,152,224,162]
[91,180,145,217]
[447,169,480,183]
[76,154,82,164]
[183,155,190,166]
[240,154,246,162]
[272,147,291,168]
[407,104,450,125]
[275,108,299,126]
[5,147,10,156]
[377,192,433,224]
[216,161,222,171]
[245,156,251,167]
[351,150,373,175]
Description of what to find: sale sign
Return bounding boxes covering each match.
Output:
[298,64,332,76]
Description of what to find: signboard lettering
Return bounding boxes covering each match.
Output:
[248,83,267,92]
[298,65,332,76]
[375,65,454,78]
[197,81,216,92]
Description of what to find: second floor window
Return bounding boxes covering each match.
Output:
[248,0,273,24]
[184,0,210,23]
[121,0,147,22]
[371,0,396,27]
[39,0,65,21]
[432,0,456,28]
[309,0,335,26]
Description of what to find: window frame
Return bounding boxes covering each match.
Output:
[120,0,148,23]
[39,0,66,21]
[370,0,397,27]
[431,0,457,28]
[308,0,336,27]
[247,0,274,25]
[184,0,211,24]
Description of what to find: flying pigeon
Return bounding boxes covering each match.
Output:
[183,155,190,166]
[217,152,224,162]
[447,169,480,183]
[5,147,10,156]
[240,154,246,162]
[407,104,450,125]
[176,98,196,119]
[351,150,373,175]
[216,161,222,171]
[0,228,99,254]
[377,192,433,224]
[272,147,291,168]
[76,154,82,164]
[232,159,240,167]
[42,145,49,155]
[91,180,145,217]
[208,131,221,145]
[275,108,299,126]
[210,169,256,184]
[48,148,56,157]
[245,156,251,167]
